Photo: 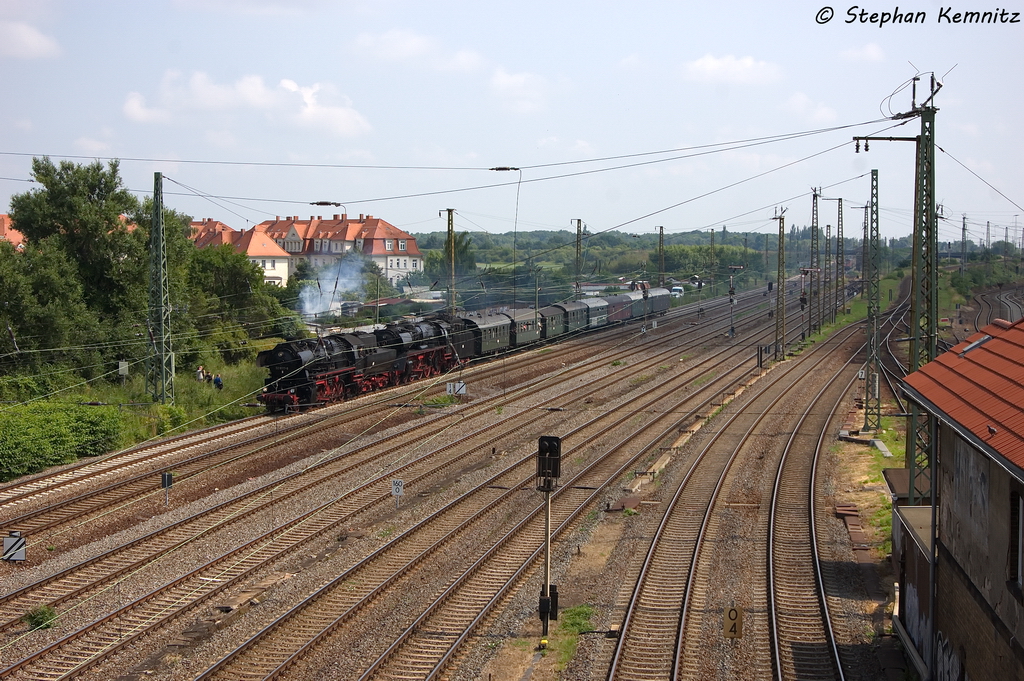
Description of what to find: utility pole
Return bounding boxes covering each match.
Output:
[657,225,665,288]
[709,229,716,296]
[856,74,941,507]
[441,208,456,314]
[836,198,844,315]
[574,219,583,301]
[961,216,968,277]
[824,224,832,325]
[743,235,748,288]
[864,170,882,432]
[772,209,787,359]
[146,172,174,404]
[810,188,821,335]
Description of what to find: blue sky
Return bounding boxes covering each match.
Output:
[1,1,1021,246]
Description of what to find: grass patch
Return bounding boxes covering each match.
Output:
[611,360,625,367]
[691,371,717,388]
[629,374,653,386]
[22,605,57,630]
[548,604,596,668]
[419,394,460,407]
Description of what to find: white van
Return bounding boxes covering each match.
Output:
[670,286,684,298]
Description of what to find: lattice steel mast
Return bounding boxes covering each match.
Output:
[864,170,882,431]
[855,75,941,503]
[146,172,174,404]
[810,188,820,337]
[772,210,787,359]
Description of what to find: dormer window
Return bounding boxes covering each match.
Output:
[399,240,407,251]
[385,239,394,251]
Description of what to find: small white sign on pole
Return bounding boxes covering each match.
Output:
[446,381,467,396]
[391,478,404,509]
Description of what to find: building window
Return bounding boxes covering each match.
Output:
[261,259,266,268]
[385,239,394,251]
[399,240,407,251]
[412,259,418,270]
[270,260,276,269]
[403,259,408,269]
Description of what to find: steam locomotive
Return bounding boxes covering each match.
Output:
[257,286,670,412]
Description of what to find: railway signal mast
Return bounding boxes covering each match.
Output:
[536,436,562,641]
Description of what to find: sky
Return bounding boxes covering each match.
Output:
[1,0,1022,249]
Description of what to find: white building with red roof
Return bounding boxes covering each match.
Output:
[191,219,291,286]
[258,213,423,286]
[890,315,1024,680]
[0,215,26,251]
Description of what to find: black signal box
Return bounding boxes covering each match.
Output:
[537,436,562,479]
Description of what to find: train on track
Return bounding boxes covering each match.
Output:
[257,285,671,411]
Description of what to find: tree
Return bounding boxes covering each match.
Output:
[426,232,476,279]
[9,157,144,318]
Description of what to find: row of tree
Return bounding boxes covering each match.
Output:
[0,157,303,401]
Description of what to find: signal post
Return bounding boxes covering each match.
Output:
[536,435,562,644]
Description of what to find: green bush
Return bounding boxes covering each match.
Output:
[0,403,123,481]
[22,605,57,630]
[155,404,189,436]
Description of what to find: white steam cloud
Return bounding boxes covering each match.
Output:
[299,257,367,317]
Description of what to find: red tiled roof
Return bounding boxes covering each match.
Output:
[0,214,26,250]
[235,225,289,258]
[191,219,237,249]
[190,219,288,258]
[904,317,1024,470]
[192,214,421,260]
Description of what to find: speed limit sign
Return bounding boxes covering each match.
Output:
[391,479,404,496]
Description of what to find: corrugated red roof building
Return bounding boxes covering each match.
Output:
[892,316,1024,680]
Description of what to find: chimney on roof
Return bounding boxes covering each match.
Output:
[310,216,315,221]
[359,214,365,221]
[341,213,347,220]
[275,216,280,220]
[333,214,340,220]
[317,215,322,220]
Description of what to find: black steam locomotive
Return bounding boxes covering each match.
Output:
[257,286,670,412]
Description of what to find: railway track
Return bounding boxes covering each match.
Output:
[0,287,814,677]
[607,323,862,679]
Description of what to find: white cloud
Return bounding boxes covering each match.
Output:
[572,140,595,155]
[0,21,59,59]
[204,129,238,148]
[618,54,642,69]
[354,29,484,72]
[74,137,111,153]
[280,80,371,137]
[782,92,837,124]
[175,72,280,109]
[841,43,885,62]
[682,54,782,85]
[124,71,371,137]
[491,69,547,113]
[123,92,172,123]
